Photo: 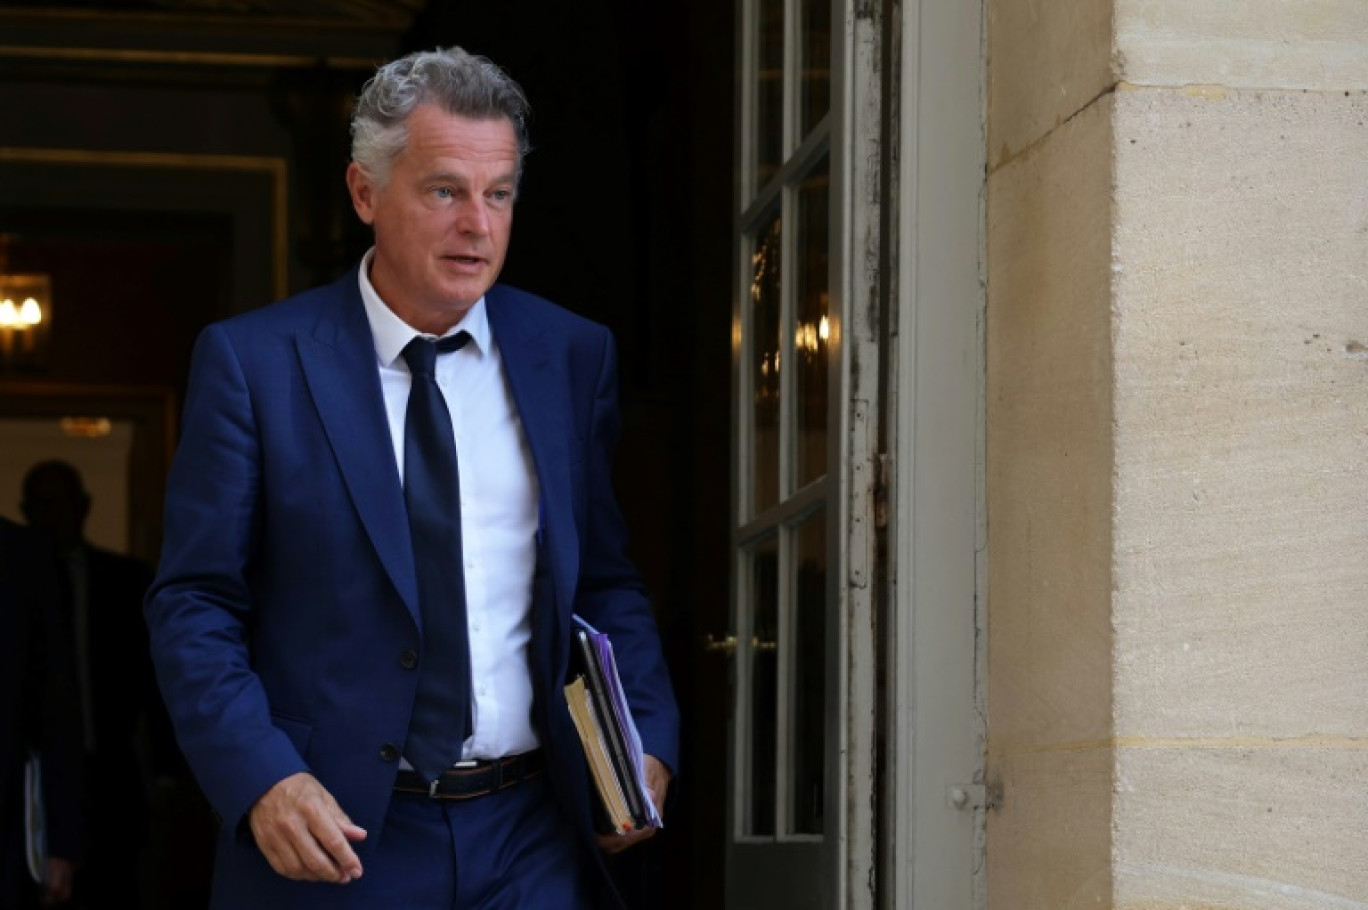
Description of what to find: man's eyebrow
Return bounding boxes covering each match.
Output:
[423,170,519,186]
[424,171,472,185]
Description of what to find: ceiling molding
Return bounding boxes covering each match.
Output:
[0,2,423,71]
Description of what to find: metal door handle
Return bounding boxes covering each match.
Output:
[702,633,737,655]
[702,634,778,655]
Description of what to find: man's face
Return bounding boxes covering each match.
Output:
[21,474,87,547]
[347,105,518,333]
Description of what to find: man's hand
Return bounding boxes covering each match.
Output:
[598,754,672,855]
[40,856,74,905]
[248,772,367,883]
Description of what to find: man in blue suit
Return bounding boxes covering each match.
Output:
[144,45,679,909]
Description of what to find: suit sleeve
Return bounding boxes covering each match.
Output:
[570,329,681,777]
[143,324,311,832]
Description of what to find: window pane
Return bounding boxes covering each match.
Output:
[746,536,779,836]
[755,0,784,186]
[750,214,782,514]
[798,0,831,137]
[794,160,829,487]
[789,509,826,834]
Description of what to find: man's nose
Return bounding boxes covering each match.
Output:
[456,198,491,236]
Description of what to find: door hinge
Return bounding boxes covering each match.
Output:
[949,781,1002,812]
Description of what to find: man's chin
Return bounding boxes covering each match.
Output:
[442,275,497,308]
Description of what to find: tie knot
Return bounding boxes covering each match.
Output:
[402,331,470,376]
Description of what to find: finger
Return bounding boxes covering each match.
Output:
[641,755,672,819]
[256,810,344,882]
[597,826,656,855]
[251,773,363,883]
[313,815,366,881]
[258,832,311,881]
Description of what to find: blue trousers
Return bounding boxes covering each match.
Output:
[335,774,593,910]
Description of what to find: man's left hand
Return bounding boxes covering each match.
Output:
[598,754,671,855]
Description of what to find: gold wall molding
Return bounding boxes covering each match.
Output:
[0,44,379,70]
[0,147,288,299]
[0,5,416,32]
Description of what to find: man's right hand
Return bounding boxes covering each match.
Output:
[248,772,367,884]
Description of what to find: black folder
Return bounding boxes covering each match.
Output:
[564,617,658,834]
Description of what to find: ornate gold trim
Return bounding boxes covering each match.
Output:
[0,147,288,299]
[0,7,416,32]
[0,44,379,70]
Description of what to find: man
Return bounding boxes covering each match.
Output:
[144,45,680,909]
[0,516,82,909]
[20,459,171,907]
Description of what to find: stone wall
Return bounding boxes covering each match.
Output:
[986,1,1368,906]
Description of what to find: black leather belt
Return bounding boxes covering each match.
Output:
[393,750,547,800]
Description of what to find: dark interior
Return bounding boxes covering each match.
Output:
[0,2,735,906]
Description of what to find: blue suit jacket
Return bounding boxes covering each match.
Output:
[144,268,680,908]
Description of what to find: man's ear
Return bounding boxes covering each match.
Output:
[346,162,377,225]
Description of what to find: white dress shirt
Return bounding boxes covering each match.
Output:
[358,249,541,762]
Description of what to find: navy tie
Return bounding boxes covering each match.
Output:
[401,331,472,781]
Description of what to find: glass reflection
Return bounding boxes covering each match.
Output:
[750,214,781,514]
[799,0,831,137]
[756,0,784,186]
[790,509,826,834]
[747,536,779,836]
[794,160,829,488]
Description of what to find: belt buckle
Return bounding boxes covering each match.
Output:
[429,761,480,798]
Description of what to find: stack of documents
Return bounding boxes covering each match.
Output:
[564,615,662,835]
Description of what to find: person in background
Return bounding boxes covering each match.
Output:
[144,45,679,909]
[20,460,175,908]
[1,515,82,908]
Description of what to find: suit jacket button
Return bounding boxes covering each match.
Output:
[400,649,418,670]
[379,743,400,762]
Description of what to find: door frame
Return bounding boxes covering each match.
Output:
[884,0,988,906]
[0,382,176,564]
[724,0,987,904]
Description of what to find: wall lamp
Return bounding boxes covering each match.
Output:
[0,272,52,371]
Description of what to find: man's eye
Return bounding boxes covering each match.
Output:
[433,187,453,199]
[491,189,513,202]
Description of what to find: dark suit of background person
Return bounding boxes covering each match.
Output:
[20,460,176,909]
[0,516,83,909]
[143,45,680,910]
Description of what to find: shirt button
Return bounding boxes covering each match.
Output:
[400,649,418,670]
[379,743,400,763]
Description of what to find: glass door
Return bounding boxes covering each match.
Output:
[726,0,836,904]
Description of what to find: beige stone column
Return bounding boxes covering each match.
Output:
[986,2,1368,907]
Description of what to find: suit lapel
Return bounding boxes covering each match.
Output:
[296,274,419,620]
[486,286,578,627]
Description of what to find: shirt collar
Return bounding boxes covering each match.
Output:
[357,246,492,368]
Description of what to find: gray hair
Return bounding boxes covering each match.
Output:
[349,46,532,186]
